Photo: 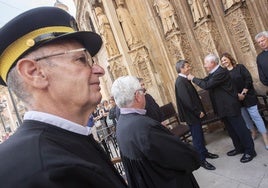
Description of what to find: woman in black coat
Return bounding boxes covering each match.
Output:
[220,52,268,150]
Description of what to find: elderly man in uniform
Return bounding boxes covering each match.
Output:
[0,7,127,188]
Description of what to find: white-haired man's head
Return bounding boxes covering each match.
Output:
[111,76,145,108]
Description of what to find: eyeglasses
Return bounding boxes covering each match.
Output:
[135,88,145,95]
[34,48,94,67]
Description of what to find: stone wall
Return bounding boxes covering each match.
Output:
[73,0,268,105]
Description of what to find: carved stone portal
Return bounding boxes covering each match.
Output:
[129,46,153,86]
[95,7,120,58]
[154,0,179,36]
[109,56,128,80]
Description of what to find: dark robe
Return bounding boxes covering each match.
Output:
[175,75,205,125]
[0,120,127,188]
[117,113,200,188]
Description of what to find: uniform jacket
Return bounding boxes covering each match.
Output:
[0,120,127,188]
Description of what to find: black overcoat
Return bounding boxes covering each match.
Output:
[175,76,205,125]
[117,113,200,188]
[192,66,241,117]
[228,64,258,107]
[0,120,127,188]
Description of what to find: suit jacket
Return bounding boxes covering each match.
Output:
[256,50,268,86]
[175,75,205,125]
[0,120,127,188]
[145,93,164,122]
[117,113,200,188]
[192,66,241,118]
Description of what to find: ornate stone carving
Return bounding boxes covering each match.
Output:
[154,0,179,36]
[166,32,192,63]
[129,46,153,86]
[116,0,141,49]
[222,0,242,10]
[109,56,128,80]
[225,9,251,53]
[188,0,206,23]
[194,22,221,55]
[95,7,119,58]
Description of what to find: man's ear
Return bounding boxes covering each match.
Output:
[16,58,48,88]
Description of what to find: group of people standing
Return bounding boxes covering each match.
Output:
[88,98,118,136]
[111,31,268,187]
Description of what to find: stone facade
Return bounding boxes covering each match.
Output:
[73,0,268,106]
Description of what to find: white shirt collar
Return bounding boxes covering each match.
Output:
[210,65,220,74]
[178,73,187,78]
[23,111,91,136]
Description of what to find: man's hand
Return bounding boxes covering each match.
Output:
[187,74,194,81]
[199,111,205,118]
[238,93,246,101]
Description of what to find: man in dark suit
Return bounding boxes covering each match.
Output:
[175,60,218,170]
[188,54,256,163]
[255,31,268,87]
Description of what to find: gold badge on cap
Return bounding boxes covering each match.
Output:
[26,39,35,47]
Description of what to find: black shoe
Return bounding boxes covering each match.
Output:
[227,149,243,156]
[205,152,219,159]
[201,160,216,170]
[240,153,256,163]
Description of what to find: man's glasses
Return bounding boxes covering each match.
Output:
[33,48,94,67]
[135,88,145,95]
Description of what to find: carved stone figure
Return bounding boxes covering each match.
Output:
[222,0,241,10]
[116,0,140,49]
[188,0,205,23]
[95,7,119,57]
[154,0,179,35]
[203,0,211,17]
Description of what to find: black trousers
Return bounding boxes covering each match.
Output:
[222,115,256,155]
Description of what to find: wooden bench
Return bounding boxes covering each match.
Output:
[159,102,191,142]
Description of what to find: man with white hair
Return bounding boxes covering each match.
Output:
[188,54,256,163]
[255,31,268,86]
[111,75,201,188]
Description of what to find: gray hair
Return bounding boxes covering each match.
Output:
[7,67,32,107]
[255,31,268,41]
[175,60,188,73]
[111,76,141,108]
[6,50,47,108]
[204,53,219,64]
